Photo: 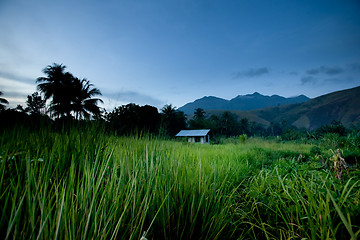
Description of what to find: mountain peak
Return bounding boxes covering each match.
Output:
[178,92,310,114]
[235,92,264,99]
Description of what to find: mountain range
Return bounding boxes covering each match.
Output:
[179,86,360,130]
[179,92,310,114]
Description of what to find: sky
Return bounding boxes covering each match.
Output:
[1,0,360,111]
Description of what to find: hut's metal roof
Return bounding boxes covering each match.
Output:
[175,129,210,137]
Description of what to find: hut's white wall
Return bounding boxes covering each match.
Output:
[184,135,209,144]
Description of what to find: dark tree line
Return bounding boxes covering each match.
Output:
[0,63,356,140]
[186,108,356,141]
[104,104,186,137]
[106,103,160,135]
[187,108,267,138]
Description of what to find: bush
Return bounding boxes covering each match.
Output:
[238,134,248,143]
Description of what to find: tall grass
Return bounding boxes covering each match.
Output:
[1,126,359,239]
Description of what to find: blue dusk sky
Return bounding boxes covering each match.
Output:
[1,0,360,110]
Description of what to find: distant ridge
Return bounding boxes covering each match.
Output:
[178,86,360,129]
[178,92,310,114]
[250,86,360,129]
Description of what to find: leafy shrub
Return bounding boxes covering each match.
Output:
[238,134,248,143]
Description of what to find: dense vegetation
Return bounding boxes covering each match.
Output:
[1,64,359,239]
[0,124,359,239]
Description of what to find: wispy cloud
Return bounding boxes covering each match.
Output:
[0,81,36,108]
[0,71,35,84]
[0,72,37,108]
[232,67,270,79]
[0,90,28,98]
[103,90,164,109]
[301,63,360,86]
[306,66,344,76]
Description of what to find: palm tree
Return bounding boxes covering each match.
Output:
[194,108,206,120]
[0,91,9,111]
[160,104,186,136]
[36,63,74,118]
[161,104,177,118]
[71,78,103,119]
[37,63,104,119]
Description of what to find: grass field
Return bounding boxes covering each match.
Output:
[1,126,359,239]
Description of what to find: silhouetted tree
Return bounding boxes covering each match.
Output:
[138,105,161,133]
[208,114,221,133]
[107,103,140,134]
[71,78,103,119]
[37,63,74,118]
[194,108,206,120]
[26,92,46,115]
[15,105,27,113]
[219,111,239,137]
[106,103,161,135]
[0,91,9,111]
[37,63,103,119]
[160,104,186,136]
[239,118,250,135]
[189,108,209,129]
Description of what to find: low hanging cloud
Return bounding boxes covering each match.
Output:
[232,67,270,79]
[103,90,164,109]
[306,66,344,76]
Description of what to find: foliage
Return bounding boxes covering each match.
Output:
[0,109,51,131]
[25,92,46,115]
[71,78,104,119]
[188,108,208,129]
[239,134,248,143]
[1,126,359,239]
[186,108,310,139]
[316,120,347,137]
[160,104,186,137]
[36,63,103,119]
[106,103,160,135]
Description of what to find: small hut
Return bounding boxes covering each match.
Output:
[175,129,210,144]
